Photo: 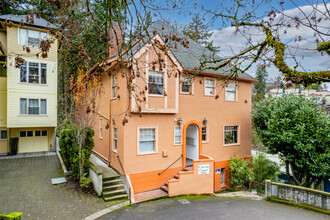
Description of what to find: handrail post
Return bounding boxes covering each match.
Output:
[117,155,131,206]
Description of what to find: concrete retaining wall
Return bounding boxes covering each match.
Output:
[89,165,103,196]
[266,180,330,211]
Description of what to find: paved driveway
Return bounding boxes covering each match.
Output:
[98,196,329,220]
[0,154,120,220]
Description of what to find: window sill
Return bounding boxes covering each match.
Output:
[225,99,237,102]
[112,149,118,153]
[202,141,208,144]
[180,92,193,95]
[137,151,158,156]
[111,97,118,101]
[18,115,48,117]
[174,143,182,146]
[18,82,48,86]
[99,137,103,140]
[223,143,240,147]
[204,94,215,97]
[148,94,164,97]
[0,139,8,141]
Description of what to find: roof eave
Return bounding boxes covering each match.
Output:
[0,19,57,30]
[183,68,258,83]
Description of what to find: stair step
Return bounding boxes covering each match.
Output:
[103,178,122,187]
[183,167,193,171]
[103,176,120,182]
[174,174,178,179]
[103,189,127,198]
[104,194,128,201]
[103,184,125,192]
[160,185,168,192]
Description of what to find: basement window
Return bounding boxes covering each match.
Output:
[0,130,7,140]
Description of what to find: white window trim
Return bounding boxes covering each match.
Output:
[173,125,182,145]
[202,125,209,143]
[225,81,238,102]
[18,28,48,47]
[223,124,240,146]
[180,75,194,94]
[111,74,117,99]
[0,129,8,140]
[19,61,47,85]
[99,118,103,139]
[112,126,118,153]
[19,98,48,116]
[137,126,158,155]
[148,71,164,96]
[204,77,216,96]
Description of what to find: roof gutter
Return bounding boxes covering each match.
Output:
[0,19,57,30]
[183,68,258,83]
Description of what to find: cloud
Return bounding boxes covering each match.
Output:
[209,4,330,82]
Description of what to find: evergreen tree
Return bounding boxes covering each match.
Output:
[253,65,268,102]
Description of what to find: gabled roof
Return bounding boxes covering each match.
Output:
[0,14,57,30]
[122,20,255,81]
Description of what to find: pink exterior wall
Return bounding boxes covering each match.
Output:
[92,41,254,193]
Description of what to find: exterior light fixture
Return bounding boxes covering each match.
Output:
[178,117,182,125]
[203,117,207,125]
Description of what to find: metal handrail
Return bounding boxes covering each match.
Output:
[158,154,183,175]
[117,155,131,206]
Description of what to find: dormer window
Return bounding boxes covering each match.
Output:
[19,28,47,47]
[148,71,163,95]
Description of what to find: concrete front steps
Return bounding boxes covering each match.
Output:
[102,175,128,202]
[160,165,193,193]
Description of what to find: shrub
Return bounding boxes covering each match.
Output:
[9,137,19,155]
[0,212,23,220]
[59,121,94,182]
[80,176,92,189]
[252,153,280,191]
[228,156,253,190]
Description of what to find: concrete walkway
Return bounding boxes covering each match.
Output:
[0,154,122,220]
[98,196,329,220]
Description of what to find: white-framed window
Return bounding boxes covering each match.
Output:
[180,75,192,93]
[138,127,157,154]
[224,125,239,145]
[0,130,7,140]
[205,78,215,96]
[174,126,182,145]
[113,127,118,152]
[99,118,103,139]
[148,71,163,95]
[20,98,47,115]
[226,82,237,101]
[20,62,47,84]
[221,168,226,185]
[19,28,47,47]
[112,74,117,98]
[202,125,207,142]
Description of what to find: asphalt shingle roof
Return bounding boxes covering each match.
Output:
[125,20,254,80]
[0,14,57,29]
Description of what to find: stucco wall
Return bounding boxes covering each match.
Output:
[168,159,214,197]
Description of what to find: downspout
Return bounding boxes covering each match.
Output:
[108,76,112,167]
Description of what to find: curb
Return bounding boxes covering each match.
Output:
[83,201,130,220]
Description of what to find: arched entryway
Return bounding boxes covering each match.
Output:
[182,120,202,167]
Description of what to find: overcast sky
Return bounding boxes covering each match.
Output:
[138,1,330,85]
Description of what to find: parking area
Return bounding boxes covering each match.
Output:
[0,154,120,220]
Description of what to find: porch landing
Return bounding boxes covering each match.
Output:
[90,154,119,178]
[134,189,168,203]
